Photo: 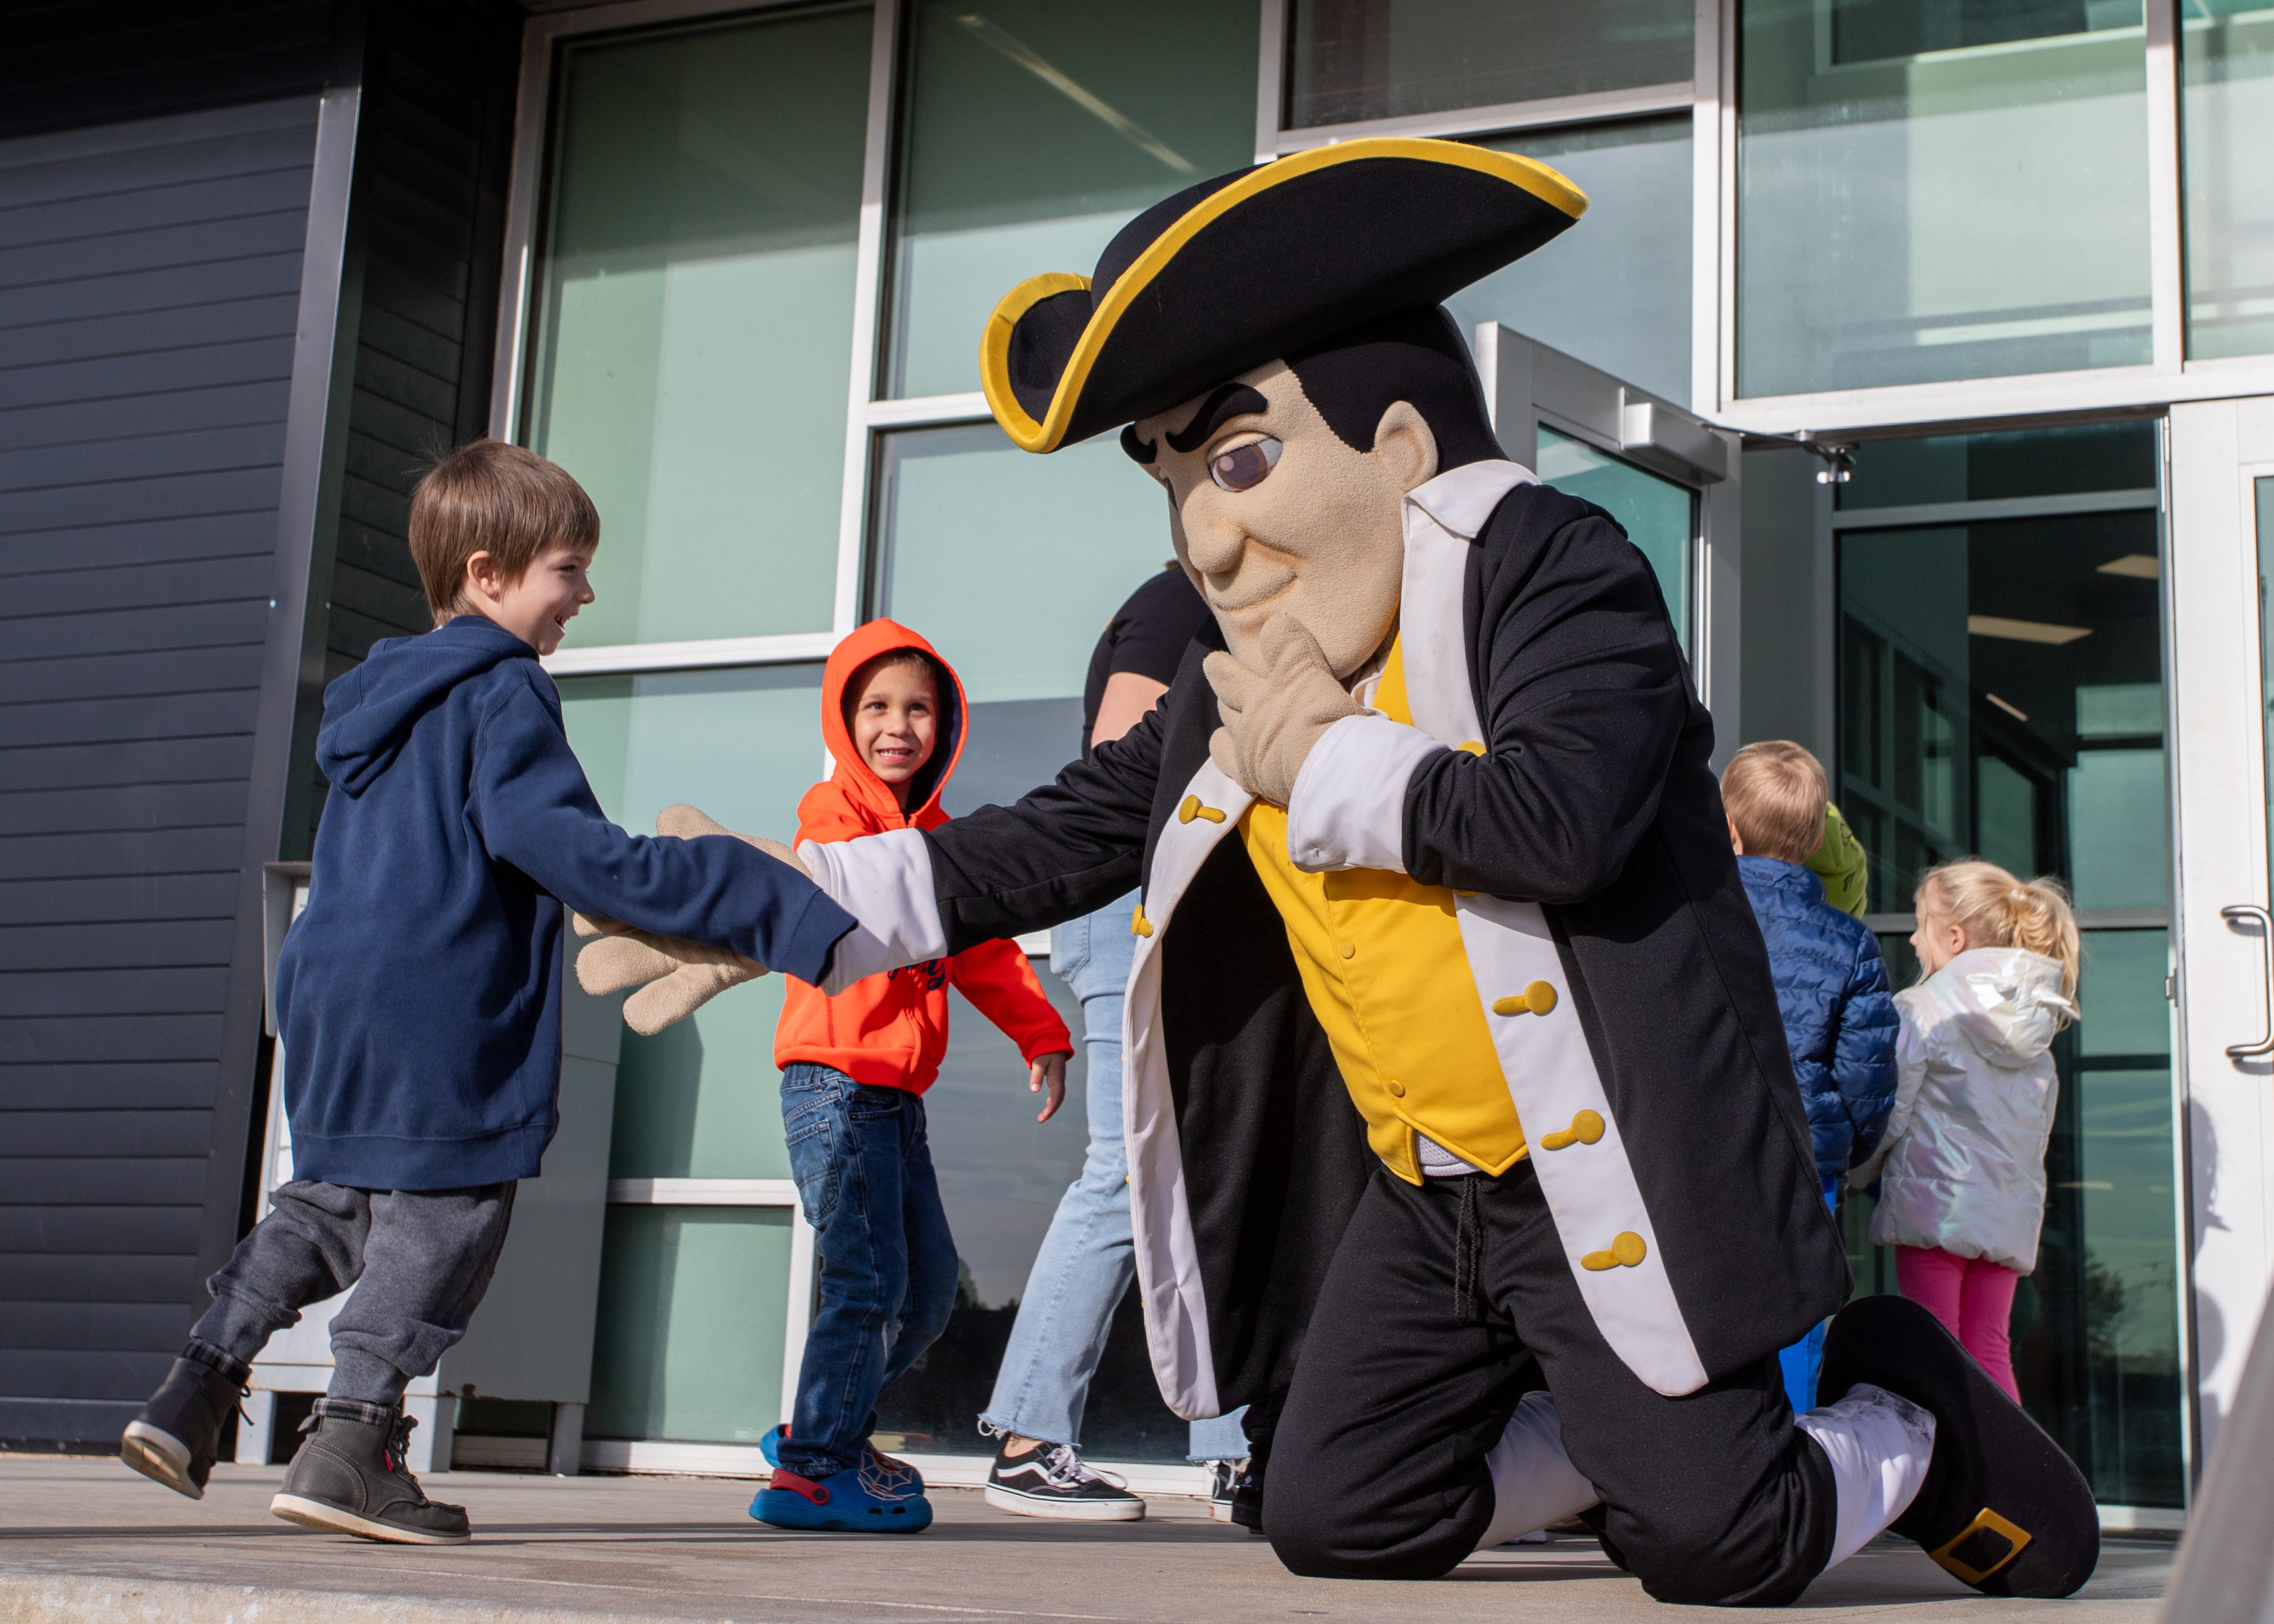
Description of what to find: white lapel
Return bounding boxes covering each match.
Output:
[1401,470,1711,1399]
[1121,757,1251,1419]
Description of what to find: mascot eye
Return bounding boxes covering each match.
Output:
[1208,437,1281,493]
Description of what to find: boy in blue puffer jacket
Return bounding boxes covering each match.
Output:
[1721,742,1897,1412]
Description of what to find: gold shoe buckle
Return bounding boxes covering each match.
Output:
[1927,1507,2033,1586]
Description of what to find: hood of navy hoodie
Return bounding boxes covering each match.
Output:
[319,616,534,797]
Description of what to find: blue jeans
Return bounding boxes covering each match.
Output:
[981,891,1249,1462]
[780,1063,960,1479]
[1777,1176,1842,1413]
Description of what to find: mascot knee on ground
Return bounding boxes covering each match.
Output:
[592,137,2098,1605]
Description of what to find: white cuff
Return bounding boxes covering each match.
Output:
[1285,713,1445,873]
[1477,1391,1600,1549]
[796,829,948,996]
[1796,1383,1935,1570]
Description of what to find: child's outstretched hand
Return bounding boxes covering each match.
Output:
[1029,1050,1071,1123]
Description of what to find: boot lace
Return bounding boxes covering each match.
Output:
[1037,1442,1125,1492]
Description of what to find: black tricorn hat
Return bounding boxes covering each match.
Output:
[978,137,1586,455]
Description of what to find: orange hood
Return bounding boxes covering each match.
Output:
[816,619,966,834]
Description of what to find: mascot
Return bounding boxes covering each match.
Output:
[593,137,2098,1604]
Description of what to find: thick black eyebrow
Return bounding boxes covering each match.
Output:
[1120,424,1156,465]
[1165,383,1271,455]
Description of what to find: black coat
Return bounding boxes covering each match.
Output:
[918,482,1849,1407]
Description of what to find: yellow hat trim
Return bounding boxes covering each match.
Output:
[977,137,1589,454]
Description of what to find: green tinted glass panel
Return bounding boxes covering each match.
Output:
[1537,427,1692,653]
[1284,0,1693,127]
[1739,0,2151,395]
[888,0,1259,399]
[526,6,871,645]
[1837,424,2159,510]
[1838,507,2164,911]
[1446,120,1692,406]
[2261,479,2274,885]
[1838,431,2178,1506]
[2184,5,2274,359]
[559,665,827,1181]
[586,1206,792,1443]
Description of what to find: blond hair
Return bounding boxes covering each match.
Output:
[1917,859,2081,1007]
[1720,742,1829,864]
[408,440,600,624]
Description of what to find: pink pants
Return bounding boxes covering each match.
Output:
[1895,1245,2021,1402]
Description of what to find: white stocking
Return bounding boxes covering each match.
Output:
[1476,1390,1601,1550]
[1794,1382,1937,1569]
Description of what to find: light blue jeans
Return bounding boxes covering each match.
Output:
[980,890,1249,1461]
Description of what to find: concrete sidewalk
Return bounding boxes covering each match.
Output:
[0,1457,2169,1623]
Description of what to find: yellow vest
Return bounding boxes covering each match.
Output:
[1239,636,1527,1183]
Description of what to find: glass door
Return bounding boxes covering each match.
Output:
[1829,424,2181,1516]
[1472,324,1736,728]
[2168,397,2274,1493]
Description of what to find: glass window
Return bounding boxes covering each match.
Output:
[1445,118,1692,405]
[1836,423,2179,1506]
[1536,426,1694,653]
[2184,4,2274,359]
[887,0,1259,400]
[1834,422,2159,510]
[1284,0,1693,129]
[586,1205,793,1443]
[870,981,1193,1461]
[873,422,1176,789]
[524,6,873,646]
[559,665,829,1181]
[1738,0,2153,396]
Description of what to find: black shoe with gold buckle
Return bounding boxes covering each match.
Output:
[1820,1294,2097,1598]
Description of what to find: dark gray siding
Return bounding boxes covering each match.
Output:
[0,94,322,1445]
[288,0,522,855]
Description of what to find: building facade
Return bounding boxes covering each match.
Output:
[4,0,2273,1527]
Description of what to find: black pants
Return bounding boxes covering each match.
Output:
[189,1179,517,1405]
[1265,1162,1836,1607]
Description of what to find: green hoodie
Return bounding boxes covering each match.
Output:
[1806,803,1869,918]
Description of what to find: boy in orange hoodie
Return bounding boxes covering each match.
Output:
[752,620,1072,1534]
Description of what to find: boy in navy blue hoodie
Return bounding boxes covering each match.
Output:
[118,441,855,1544]
[1722,742,1897,1412]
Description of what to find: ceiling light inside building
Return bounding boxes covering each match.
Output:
[1985,692,2029,721]
[1967,615,2093,645]
[2096,553,2159,579]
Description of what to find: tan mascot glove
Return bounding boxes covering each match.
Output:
[1204,613,1364,807]
[572,804,812,1037]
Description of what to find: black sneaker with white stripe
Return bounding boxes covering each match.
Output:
[984,1438,1145,1521]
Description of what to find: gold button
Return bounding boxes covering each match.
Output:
[1581,1231,1647,1271]
[1491,981,1557,1017]
[1540,1109,1606,1151]
[1386,1078,1406,1097]
[1456,739,1486,756]
[1338,941,1356,959]
[1131,903,1153,939]
[1179,794,1225,825]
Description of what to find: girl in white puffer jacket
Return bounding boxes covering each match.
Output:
[1849,861,2080,1402]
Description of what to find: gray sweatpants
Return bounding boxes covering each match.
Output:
[189,1179,517,1405]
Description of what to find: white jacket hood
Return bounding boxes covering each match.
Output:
[1917,948,2076,1069]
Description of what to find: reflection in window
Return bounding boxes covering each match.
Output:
[1536,427,1692,654]
[871,986,1189,1460]
[525,7,872,645]
[559,665,828,1182]
[1739,0,2152,395]
[1446,119,1692,406]
[2183,3,2274,359]
[888,0,1258,399]
[1284,0,1692,128]
[2259,480,2274,895]
[1837,424,2178,1506]
[587,1206,793,1443]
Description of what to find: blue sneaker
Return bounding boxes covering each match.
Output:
[760,1424,923,1489]
[750,1455,933,1534]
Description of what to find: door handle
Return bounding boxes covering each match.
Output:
[2222,904,2274,1058]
